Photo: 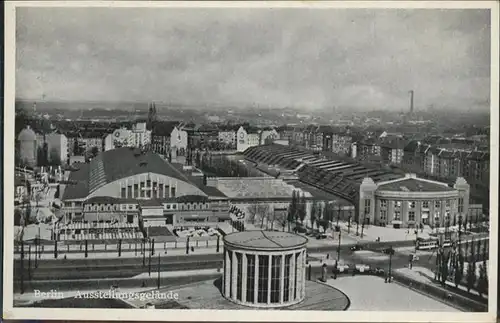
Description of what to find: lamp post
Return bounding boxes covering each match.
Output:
[337,230,342,262]
[157,252,161,289]
[385,246,395,283]
[20,240,25,294]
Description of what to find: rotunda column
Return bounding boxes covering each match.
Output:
[242,252,248,302]
[224,248,230,296]
[231,251,238,299]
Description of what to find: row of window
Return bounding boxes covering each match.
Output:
[82,202,214,212]
[380,209,452,222]
[119,181,176,199]
[379,199,453,209]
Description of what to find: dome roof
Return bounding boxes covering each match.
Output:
[18,126,37,141]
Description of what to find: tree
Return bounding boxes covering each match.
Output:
[440,250,450,286]
[477,239,489,297]
[466,238,477,293]
[298,194,307,224]
[310,200,317,229]
[49,148,61,166]
[454,243,464,288]
[14,208,23,226]
[90,146,99,158]
[246,204,259,224]
[477,263,488,298]
[258,204,271,229]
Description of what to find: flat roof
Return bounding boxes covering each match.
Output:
[224,230,308,250]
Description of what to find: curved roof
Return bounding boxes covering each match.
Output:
[88,147,194,194]
[224,231,307,250]
[377,178,454,192]
[18,127,37,141]
[63,147,198,200]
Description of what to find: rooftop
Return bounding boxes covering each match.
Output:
[377,178,454,192]
[224,230,308,250]
[62,148,196,200]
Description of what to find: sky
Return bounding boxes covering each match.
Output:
[16,7,491,111]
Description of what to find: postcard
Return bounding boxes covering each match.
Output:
[3,1,498,322]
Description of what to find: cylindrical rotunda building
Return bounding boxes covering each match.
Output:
[222,231,308,308]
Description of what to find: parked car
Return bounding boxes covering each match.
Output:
[332,261,351,274]
[350,244,363,251]
[371,267,385,276]
[355,264,371,273]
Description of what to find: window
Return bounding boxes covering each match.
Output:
[422,201,429,209]
[193,205,197,210]
[133,184,139,198]
[380,210,387,220]
[164,185,170,198]
[257,255,269,303]
[409,211,415,221]
[394,211,401,221]
[166,204,171,210]
[171,187,176,198]
[246,254,255,302]
[121,187,126,198]
[445,200,451,208]
[409,201,416,209]
[172,204,177,210]
[435,201,441,208]
[283,254,291,302]
[270,255,281,303]
[395,201,402,208]
[380,199,387,208]
[127,186,132,198]
[458,198,464,213]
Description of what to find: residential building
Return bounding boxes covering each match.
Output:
[170,126,188,156]
[352,138,381,162]
[217,125,239,149]
[331,131,353,155]
[260,128,279,145]
[45,133,69,165]
[380,139,405,165]
[237,126,260,152]
[151,121,178,155]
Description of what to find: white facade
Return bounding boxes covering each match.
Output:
[104,125,151,151]
[260,129,279,145]
[131,122,152,148]
[170,126,188,154]
[45,133,69,165]
[237,126,261,152]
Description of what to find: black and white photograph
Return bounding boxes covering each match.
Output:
[3,1,499,322]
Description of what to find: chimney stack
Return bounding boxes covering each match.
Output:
[409,90,414,113]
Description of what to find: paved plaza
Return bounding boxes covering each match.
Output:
[326,276,460,312]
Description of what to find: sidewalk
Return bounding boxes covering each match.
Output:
[396,266,487,299]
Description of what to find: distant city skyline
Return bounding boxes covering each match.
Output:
[16,7,491,111]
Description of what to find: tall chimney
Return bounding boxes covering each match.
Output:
[409,90,414,113]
